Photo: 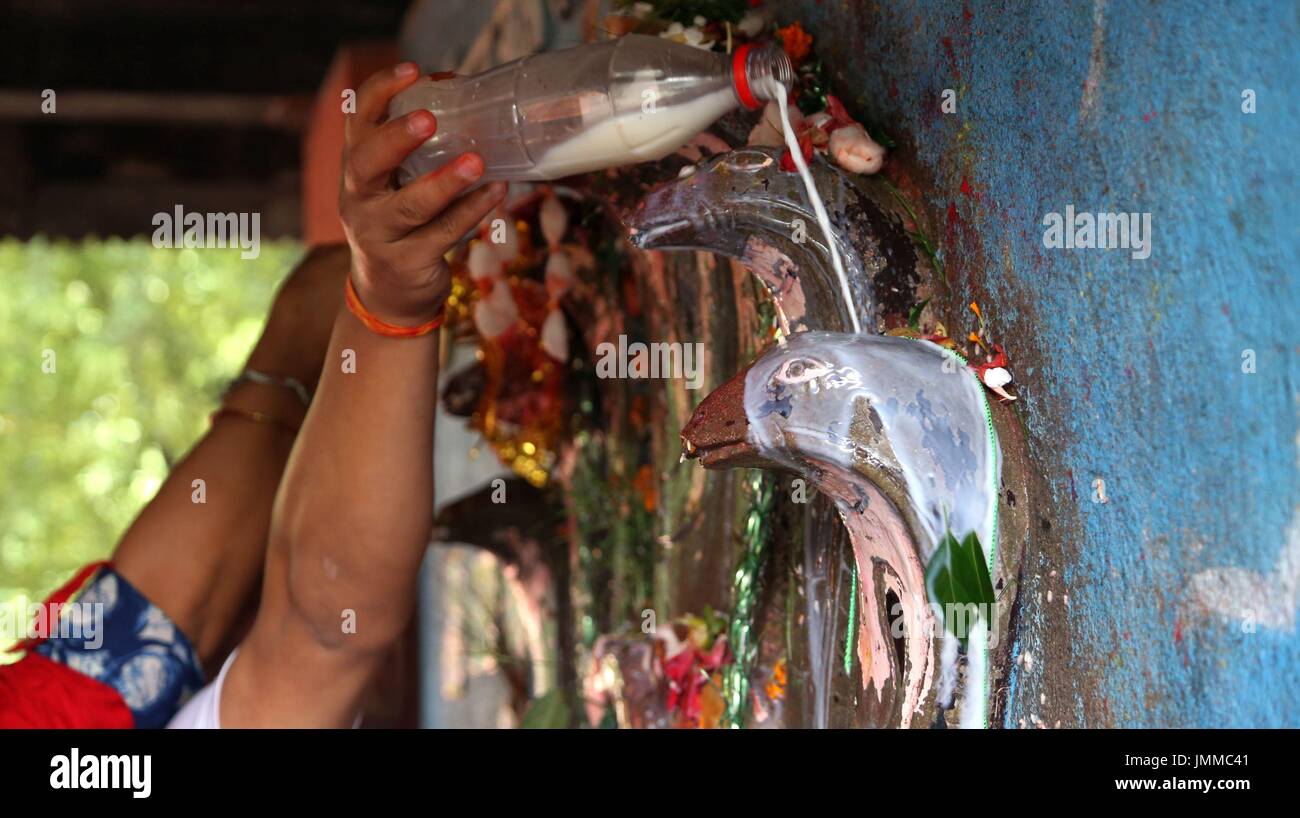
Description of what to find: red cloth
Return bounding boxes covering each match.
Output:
[0,653,134,729]
[0,559,133,728]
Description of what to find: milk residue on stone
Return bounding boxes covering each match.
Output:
[741,331,999,726]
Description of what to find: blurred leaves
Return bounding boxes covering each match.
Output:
[519,688,570,729]
[0,237,300,654]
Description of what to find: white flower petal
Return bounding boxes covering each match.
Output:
[473,281,518,338]
[468,241,499,280]
[806,112,834,130]
[828,123,886,174]
[539,195,568,247]
[982,366,1012,389]
[540,308,568,361]
[738,10,766,37]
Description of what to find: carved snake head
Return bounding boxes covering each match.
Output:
[625,146,877,333]
[627,142,997,727]
[684,331,997,561]
[681,331,999,727]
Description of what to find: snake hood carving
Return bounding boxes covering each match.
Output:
[626,141,1006,726]
[683,331,999,564]
[626,145,923,335]
[681,331,999,727]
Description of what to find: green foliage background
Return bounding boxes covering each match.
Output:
[0,238,301,656]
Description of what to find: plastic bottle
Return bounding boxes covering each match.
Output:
[389,35,793,184]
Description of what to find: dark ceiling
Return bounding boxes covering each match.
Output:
[1,0,413,238]
[2,0,411,93]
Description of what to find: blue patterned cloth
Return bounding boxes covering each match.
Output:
[35,567,206,729]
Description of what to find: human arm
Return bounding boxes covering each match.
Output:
[219,62,506,727]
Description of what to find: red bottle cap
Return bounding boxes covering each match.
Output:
[731,44,762,110]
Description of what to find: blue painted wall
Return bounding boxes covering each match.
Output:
[787,0,1299,726]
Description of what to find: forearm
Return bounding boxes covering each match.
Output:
[272,302,440,652]
[217,61,503,728]
[219,300,441,727]
[111,247,346,669]
[112,395,296,671]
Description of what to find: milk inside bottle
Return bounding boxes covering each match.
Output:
[390,35,793,184]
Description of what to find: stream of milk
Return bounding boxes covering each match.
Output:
[763,82,862,335]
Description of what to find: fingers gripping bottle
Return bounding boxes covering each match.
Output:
[389,35,794,184]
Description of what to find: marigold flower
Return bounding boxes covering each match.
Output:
[776,21,813,66]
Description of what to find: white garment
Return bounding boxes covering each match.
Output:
[166,649,236,729]
[166,648,364,728]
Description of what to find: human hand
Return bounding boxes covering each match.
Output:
[340,62,507,324]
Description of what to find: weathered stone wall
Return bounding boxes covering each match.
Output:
[783,0,1300,726]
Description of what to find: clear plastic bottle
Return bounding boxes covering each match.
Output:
[389,35,793,184]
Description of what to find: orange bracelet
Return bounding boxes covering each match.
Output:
[344,276,445,339]
[210,406,300,435]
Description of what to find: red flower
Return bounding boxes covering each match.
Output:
[662,635,730,725]
[822,94,857,133]
[776,22,813,67]
[971,343,1010,374]
[779,131,814,172]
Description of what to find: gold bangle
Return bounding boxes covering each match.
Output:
[209,406,300,435]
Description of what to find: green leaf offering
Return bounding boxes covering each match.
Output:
[519,688,570,729]
[907,297,931,330]
[924,531,995,646]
